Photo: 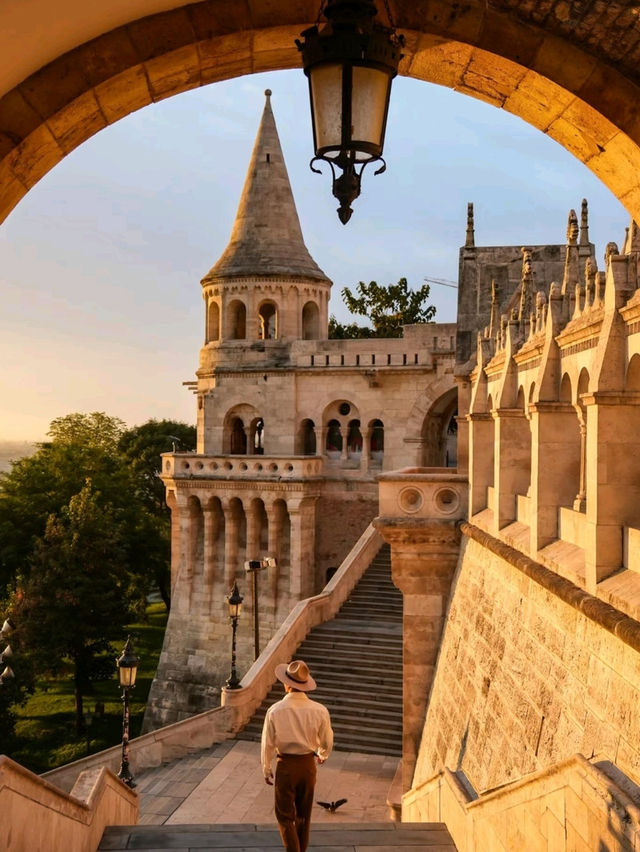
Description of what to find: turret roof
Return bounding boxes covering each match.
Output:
[202,90,330,284]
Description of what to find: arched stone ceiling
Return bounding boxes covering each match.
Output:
[1,0,640,225]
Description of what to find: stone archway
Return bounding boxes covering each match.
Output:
[2,2,640,225]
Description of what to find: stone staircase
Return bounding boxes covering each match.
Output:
[100,822,457,849]
[238,544,403,756]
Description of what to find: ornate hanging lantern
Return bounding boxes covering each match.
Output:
[297,0,404,224]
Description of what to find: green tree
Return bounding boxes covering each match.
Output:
[328,316,375,339]
[0,418,133,591]
[332,277,436,338]
[118,419,196,512]
[12,482,134,733]
[118,419,196,609]
[46,412,126,451]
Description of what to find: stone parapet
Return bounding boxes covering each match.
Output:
[403,754,640,852]
[161,453,323,482]
[2,756,137,852]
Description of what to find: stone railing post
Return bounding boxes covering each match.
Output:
[374,468,467,795]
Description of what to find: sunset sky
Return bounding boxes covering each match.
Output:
[0,69,629,442]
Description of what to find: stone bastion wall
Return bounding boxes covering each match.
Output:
[412,526,640,797]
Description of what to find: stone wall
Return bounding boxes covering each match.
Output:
[403,755,640,852]
[314,486,377,586]
[412,526,640,797]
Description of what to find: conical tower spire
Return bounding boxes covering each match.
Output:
[203,90,329,283]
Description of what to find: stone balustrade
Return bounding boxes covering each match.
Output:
[161,454,323,480]
[1,756,137,852]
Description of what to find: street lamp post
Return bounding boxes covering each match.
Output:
[226,582,244,689]
[244,557,277,660]
[116,635,139,788]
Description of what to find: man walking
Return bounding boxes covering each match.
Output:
[261,659,333,852]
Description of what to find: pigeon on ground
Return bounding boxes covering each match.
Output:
[317,799,348,813]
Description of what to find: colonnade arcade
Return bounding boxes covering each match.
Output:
[166,487,318,619]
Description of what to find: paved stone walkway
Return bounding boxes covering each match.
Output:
[135,740,400,826]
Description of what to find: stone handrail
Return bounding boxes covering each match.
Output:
[43,523,383,792]
[402,753,640,852]
[0,755,137,852]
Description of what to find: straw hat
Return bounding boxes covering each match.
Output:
[275,659,317,692]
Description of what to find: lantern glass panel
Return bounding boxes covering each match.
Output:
[351,65,390,156]
[310,63,343,154]
[228,598,242,619]
[119,663,137,689]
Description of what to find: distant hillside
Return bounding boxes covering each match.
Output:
[0,441,37,473]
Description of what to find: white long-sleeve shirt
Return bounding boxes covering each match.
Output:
[261,691,333,779]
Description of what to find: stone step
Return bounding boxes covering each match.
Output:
[310,622,402,638]
[298,648,401,665]
[297,636,401,654]
[238,543,404,759]
[100,822,457,850]
[243,701,402,730]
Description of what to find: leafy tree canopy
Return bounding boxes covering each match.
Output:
[330,277,436,339]
[118,419,196,511]
[47,412,126,452]
[12,481,134,731]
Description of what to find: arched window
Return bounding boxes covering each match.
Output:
[326,419,342,456]
[627,354,640,391]
[258,302,277,340]
[299,419,316,455]
[370,419,384,465]
[228,300,246,340]
[302,301,320,339]
[230,417,247,454]
[207,301,220,342]
[347,419,363,457]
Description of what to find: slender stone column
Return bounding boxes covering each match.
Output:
[169,492,199,614]
[266,503,282,601]
[224,501,240,589]
[288,498,317,600]
[573,409,587,512]
[360,427,371,474]
[202,504,218,608]
[246,501,260,561]
[339,426,348,462]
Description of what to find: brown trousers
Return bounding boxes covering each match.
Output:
[274,753,317,852]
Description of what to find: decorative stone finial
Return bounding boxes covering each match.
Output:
[265,89,272,97]
[579,198,590,246]
[567,209,578,245]
[465,202,475,248]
